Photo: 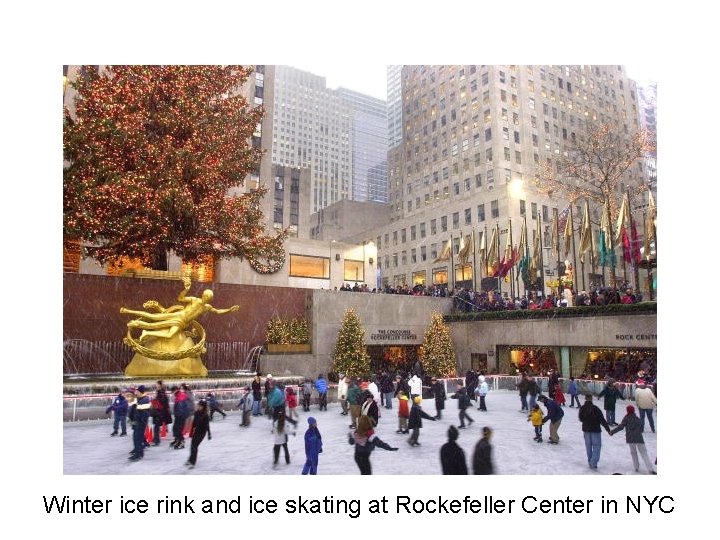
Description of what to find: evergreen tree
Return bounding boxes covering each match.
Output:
[420,312,457,377]
[63,65,286,271]
[331,308,370,378]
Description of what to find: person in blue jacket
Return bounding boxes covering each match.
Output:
[538,394,564,444]
[314,374,328,411]
[106,391,128,437]
[301,417,323,475]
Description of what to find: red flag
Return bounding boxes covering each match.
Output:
[622,226,631,263]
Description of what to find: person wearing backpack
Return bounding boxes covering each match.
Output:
[452,386,474,429]
[348,415,397,474]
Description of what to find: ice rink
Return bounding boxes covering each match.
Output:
[64,389,657,475]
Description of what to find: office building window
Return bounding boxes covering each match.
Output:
[491,199,499,218]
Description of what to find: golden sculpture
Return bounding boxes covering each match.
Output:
[121,277,239,377]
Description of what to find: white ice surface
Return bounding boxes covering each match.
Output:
[64,390,656,475]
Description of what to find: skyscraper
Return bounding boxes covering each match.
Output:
[374,65,647,294]
[337,87,388,203]
[387,65,403,149]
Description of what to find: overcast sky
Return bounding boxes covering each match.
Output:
[288,64,657,102]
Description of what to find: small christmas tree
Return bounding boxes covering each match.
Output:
[420,312,457,377]
[331,308,370,378]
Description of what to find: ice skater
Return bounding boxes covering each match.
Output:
[440,425,468,475]
[272,413,291,469]
[407,396,436,447]
[348,415,397,475]
[527,403,543,442]
[451,386,474,429]
[578,394,611,470]
[396,390,410,434]
[185,399,211,469]
[472,426,494,474]
[301,417,323,475]
[106,391,128,437]
[609,405,656,474]
[538,394,564,444]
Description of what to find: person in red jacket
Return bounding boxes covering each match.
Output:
[396,390,410,434]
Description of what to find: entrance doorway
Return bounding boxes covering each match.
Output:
[366,345,422,375]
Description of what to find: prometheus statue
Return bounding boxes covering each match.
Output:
[120,277,239,377]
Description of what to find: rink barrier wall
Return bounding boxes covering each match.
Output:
[63,375,642,422]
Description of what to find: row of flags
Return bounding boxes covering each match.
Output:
[432,191,657,277]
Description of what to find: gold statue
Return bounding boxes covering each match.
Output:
[120,277,239,377]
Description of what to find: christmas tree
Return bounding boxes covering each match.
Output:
[63,65,286,271]
[420,312,457,377]
[331,308,370,378]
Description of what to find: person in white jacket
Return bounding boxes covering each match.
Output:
[409,374,423,400]
[337,374,349,416]
[633,380,657,433]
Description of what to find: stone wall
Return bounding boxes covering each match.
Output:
[63,274,311,372]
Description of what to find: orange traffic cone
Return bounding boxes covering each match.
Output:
[160,423,167,438]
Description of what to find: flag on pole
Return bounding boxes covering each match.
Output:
[614,192,629,245]
[498,224,514,278]
[563,206,573,257]
[578,200,592,263]
[458,232,473,265]
[598,203,616,268]
[478,230,487,266]
[434,238,452,263]
[550,211,559,259]
[528,223,540,284]
[631,220,642,265]
[486,227,499,276]
[517,220,529,284]
[644,191,656,260]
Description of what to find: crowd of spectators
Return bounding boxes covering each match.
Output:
[334,280,644,314]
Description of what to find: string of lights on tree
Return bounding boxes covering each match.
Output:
[331,308,371,377]
[63,65,286,273]
[419,312,457,377]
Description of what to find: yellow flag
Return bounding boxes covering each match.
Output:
[563,206,573,257]
[614,192,629,244]
[644,190,656,260]
[578,201,591,263]
[433,238,452,263]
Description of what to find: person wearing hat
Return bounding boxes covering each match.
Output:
[128,385,151,461]
[264,374,274,418]
[610,405,656,474]
[633,380,657,433]
[106,390,128,437]
[475,374,489,412]
[578,394,611,470]
[185,399,211,469]
[440,425,468,475]
[407,395,436,447]
[301,417,323,475]
[361,390,379,427]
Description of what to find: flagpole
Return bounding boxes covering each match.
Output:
[508,218,515,301]
[588,199,597,288]
[643,210,654,300]
[523,214,528,299]
[536,214,546,299]
[553,207,561,296]
[626,186,641,292]
[472,229,477,292]
[569,204,578,300]
[483,224,488,283]
[449,233,454,293]
[496,222,501,298]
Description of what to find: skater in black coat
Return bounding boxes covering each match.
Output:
[348,415,397,475]
[407,396,436,446]
[186,400,211,469]
[440,426,468,474]
[431,377,446,419]
[472,426,494,474]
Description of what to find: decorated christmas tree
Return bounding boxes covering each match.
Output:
[64,65,286,271]
[331,308,370,378]
[420,312,457,377]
